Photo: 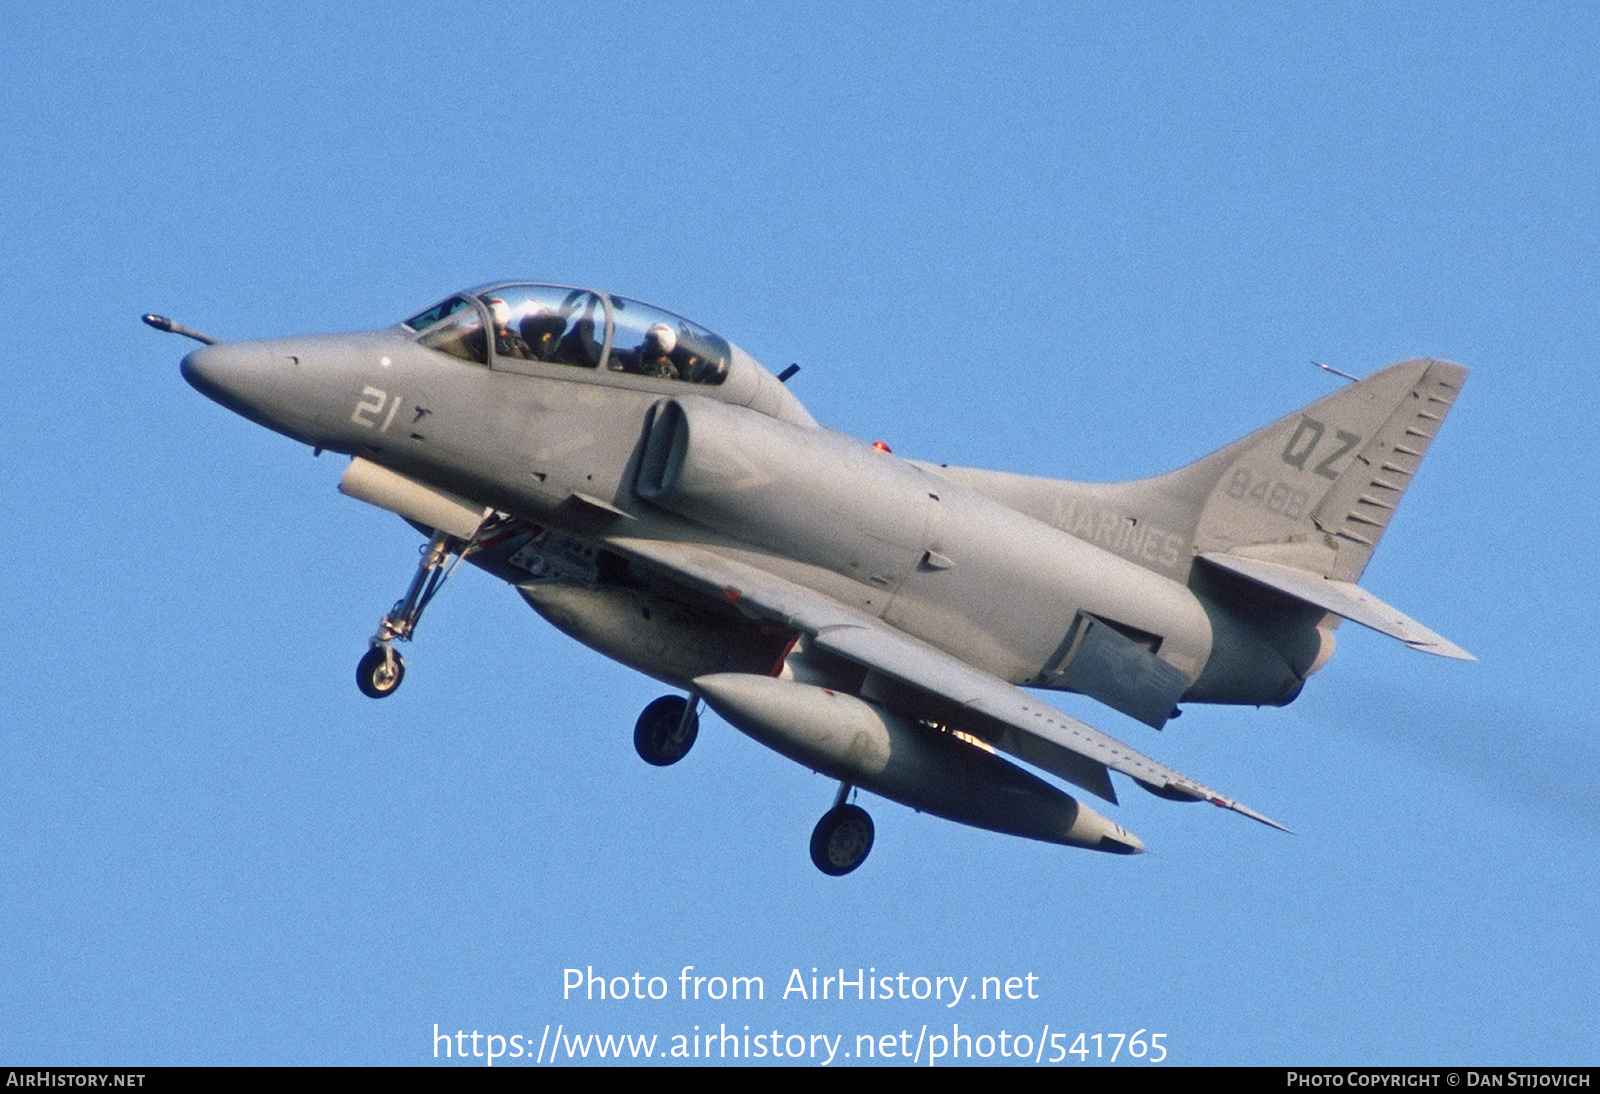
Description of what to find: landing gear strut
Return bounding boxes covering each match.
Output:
[357,528,474,698]
[634,694,700,766]
[810,783,874,876]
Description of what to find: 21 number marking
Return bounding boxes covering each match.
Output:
[351,386,402,432]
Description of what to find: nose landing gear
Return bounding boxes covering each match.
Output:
[357,527,476,698]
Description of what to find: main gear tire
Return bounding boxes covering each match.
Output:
[810,804,874,876]
[633,695,698,766]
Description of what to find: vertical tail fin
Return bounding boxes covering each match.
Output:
[927,358,1469,586]
[1188,358,1467,582]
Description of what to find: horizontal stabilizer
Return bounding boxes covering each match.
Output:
[1198,551,1475,661]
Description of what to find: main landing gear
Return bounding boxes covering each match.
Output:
[810,782,874,876]
[357,528,475,698]
[628,696,874,876]
[633,694,700,766]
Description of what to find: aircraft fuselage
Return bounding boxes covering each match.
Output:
[161,282,1468,871]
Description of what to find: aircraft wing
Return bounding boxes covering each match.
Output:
[608,536,1289,832]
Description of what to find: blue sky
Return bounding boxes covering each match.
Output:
[4,0,1597,1066]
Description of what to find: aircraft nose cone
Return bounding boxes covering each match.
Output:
[180,343,269,409]
[179,344,226,398]
[179,340,317,443]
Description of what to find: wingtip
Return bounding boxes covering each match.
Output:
[1211,796,1293,834]
[1410,638,1477,662]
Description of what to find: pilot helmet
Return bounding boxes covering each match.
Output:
[645,322,677,355]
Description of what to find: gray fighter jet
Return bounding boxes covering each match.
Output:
[148,282,1471,875]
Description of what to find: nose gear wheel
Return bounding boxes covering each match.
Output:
[356,646,405,698]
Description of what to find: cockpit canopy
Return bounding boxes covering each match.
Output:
[403,283,732,386]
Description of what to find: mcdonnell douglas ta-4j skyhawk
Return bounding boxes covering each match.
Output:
[148,283,1470,875]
